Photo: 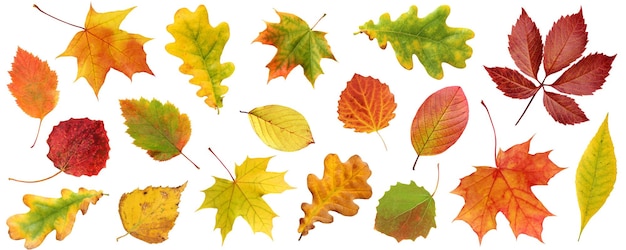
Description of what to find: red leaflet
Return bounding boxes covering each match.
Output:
[543,8,587,76]
[508,9,542,80]
[486,8,615,125]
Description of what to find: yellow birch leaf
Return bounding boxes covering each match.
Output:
[117,182,187,244]
[244,105,314,152]
[576,113,616,240]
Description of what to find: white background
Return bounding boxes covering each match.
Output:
[1,0,623,249]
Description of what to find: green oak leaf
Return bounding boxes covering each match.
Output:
[375,181,436,241]
[357,5,474,79]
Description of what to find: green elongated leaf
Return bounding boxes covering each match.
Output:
[576,113,616,240]
[119,98,197,169]
[244,105,314,152]
[166,5,234,112]
[375,181,436,242]
[357,5,474,79]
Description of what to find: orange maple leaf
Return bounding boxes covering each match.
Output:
[451,137,563,243]
[51,4,153,97]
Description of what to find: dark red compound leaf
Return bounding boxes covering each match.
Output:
[47,118,110,176]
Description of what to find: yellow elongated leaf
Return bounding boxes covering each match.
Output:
[117,182,187,243]
[576,113,616,240]
[244,105,314,152]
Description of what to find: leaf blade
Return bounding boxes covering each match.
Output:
[551,53,616,95]
[543,8,587,76]
[542,91,588,125]
[485,66,538,99]
[337,74,397,133]
[246,105,314,152]
[508,8,543,80]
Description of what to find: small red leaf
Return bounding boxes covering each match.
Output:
[543,8,587,76]
[508,8,543,79]
[485,67,538,99]
[542,91,588,125]
[47,118,110,176]
[551,53,616,95]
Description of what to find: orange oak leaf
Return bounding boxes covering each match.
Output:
[7,47,59,147]
[298,154,372,239]
[45,4,153,97]
[451,137,563,243]
[337,74,396,149]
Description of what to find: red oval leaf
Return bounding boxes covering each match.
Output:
[508,8,543,80]
[47,118,110,176]
[543,8,587,76]
[542,91,588,125]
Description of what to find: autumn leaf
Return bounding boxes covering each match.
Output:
[6,188,104,249]
[119,98,197,169]
[452,137,564,243]
[576,114,616,240]
[485,8,616,125]
[298,154,372,239]
[36,4,153,97]
[254,11,335,86]
[243,105,314,152]
[199,154,293,244]
[357,5,474,79]
[375,181,436,242]
[410,86,468,169]
[166,5,234,111]
[7,47,59,147]
[117,182,187,244]
[337,74,396,150]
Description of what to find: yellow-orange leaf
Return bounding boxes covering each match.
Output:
[57,4,153,97]
[298,154,372,239]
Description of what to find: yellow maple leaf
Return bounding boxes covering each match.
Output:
[198,156,293,244]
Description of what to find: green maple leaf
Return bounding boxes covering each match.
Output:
[254,11,336,86]
[199,156,293,244]
[375,181,436,242]
[357,5,474,79]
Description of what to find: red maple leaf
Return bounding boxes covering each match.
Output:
[485,8,616,125]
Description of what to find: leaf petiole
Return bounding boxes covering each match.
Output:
[33,4,84,30]
[208,148,234,181]
[481,100,498,163]
[8,169,63,183]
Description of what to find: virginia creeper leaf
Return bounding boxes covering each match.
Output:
[245,105,314,152]
[576,114,616,240]
[543,8,587,76]
[117,182,187,243]
[551,53,616,95]
[337,74,396,149]
[47,118,110,177]
[484,67,538,99]
[7,47,59,147]
[58,4,153,97]
[6,188,104,249]
[166,5,234,111]
[452,137,564,243]
[298,154,372,239]
[254,10,335,86]
[119,98,193,166]
[542,91,588,125]
[357,5,474,79]
[199,156,293,244]
[410,86,468,165]
[375,181,436,242]
[508,9,542,80]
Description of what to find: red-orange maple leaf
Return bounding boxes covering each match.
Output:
[451,137,563,243]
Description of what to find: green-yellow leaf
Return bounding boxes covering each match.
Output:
[244,105,314,152]
[6,188,103,249]
[357,5,474,79]
[576,113,616,240]
[166,5,234,112]
[198,156,293,244]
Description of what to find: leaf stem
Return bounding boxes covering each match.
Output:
[412,154,420,171]
[8,169,63,183]
[375,130,388,151]
[208,148,235,181]
[116,232,129,242]
[481,100,498,163]
[310,13,327,30]
[431,163,440,196]
[31,119,43,148]
[33,4,84,30]
[180,152,200,169]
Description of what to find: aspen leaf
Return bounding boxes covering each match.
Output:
[452,137,564,243]
[254,10,335,86]
[337,74,396,150]
[298,154,372,239]
[199,156,293,244]
[375,181,436,242]
[576,114,616,240]
[244,105,314,152]
[6,188,104,249]
[55,4,153,97]
[117,182,187,244]
[166,5,234,111]
[7,47,59,147]
[357,5,474,79]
